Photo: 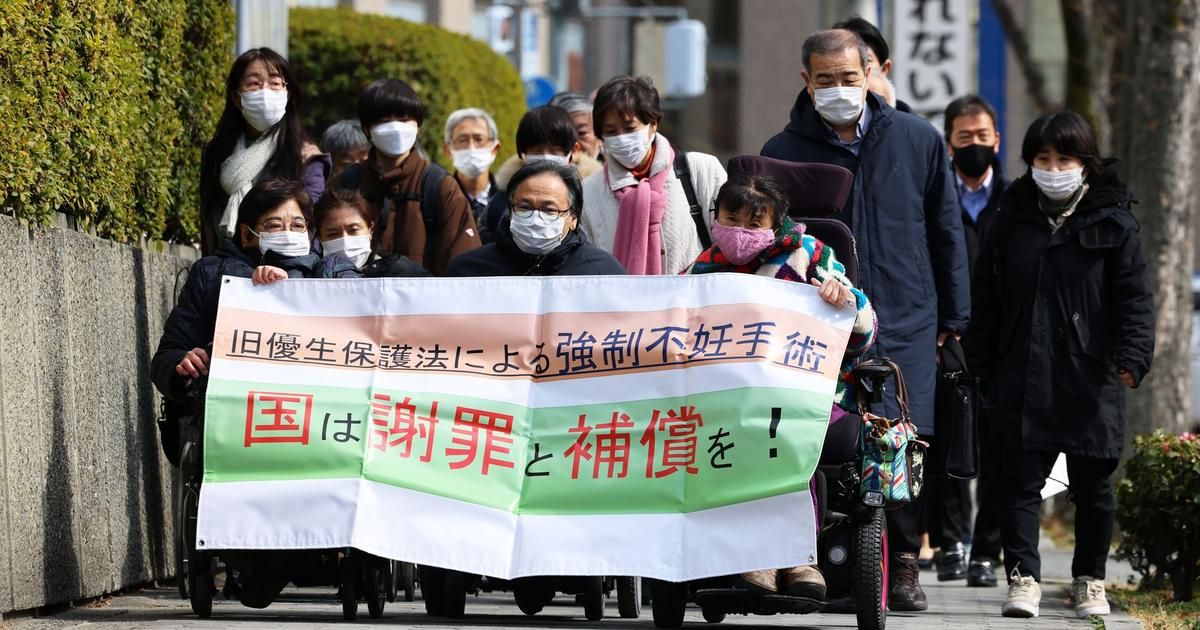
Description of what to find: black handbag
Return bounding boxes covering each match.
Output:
[932,338,980,479]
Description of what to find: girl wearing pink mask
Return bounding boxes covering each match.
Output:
[685,173,877,600]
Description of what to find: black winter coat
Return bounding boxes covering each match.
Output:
[959,167,1009,278]
[966,161,1155,458]
[761,90,971,434]
[151,239,320,402]
[318,252,432,278]
[445,220,627,277]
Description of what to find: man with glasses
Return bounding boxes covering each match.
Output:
[445,161,625,277]
[443,108,503,243]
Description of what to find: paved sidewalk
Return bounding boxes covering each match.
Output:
[6,549,1142,629]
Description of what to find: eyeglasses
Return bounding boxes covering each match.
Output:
[242,77,288,92]
[451,137,496,150]
[512,205,571,222]
[256,219,309,233]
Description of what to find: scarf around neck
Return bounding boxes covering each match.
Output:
[609,142,673,275]
[218,130,280,237]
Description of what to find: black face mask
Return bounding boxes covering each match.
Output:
[952,143,995,178]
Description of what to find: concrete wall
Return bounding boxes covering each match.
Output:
[0,213,197,616]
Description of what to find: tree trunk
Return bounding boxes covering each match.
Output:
[1117,0,1200,440]
[990,0,1053,112]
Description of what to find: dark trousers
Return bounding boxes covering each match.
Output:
[887,488,924,553]
[1001,449,1118,582]
[925,473,971,549]
[969,409,1004,562]
[887,436,964,554]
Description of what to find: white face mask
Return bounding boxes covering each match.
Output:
[525,153,570,166]
[812,86,865,127]
[253,229,311,258]
[452,147,496,179]
[510,212,568,255]
[322,234,372,268]
[239,89,289,133]
[604,127,654,169]
[1032,167,1085,201]
[370,120,419,158]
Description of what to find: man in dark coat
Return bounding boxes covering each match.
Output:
[761,29,971,612]
[924,95,1011,587]
[446,161,626,277]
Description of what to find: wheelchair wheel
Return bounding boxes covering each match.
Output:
[617,576,641,618]
[442,569,467,618]
[513,578,545,616]
[650,579,687,629]
[582,576,605,621]
[852,507,888,630]
[365,558,386,619]
[340,553,359,621]
[175,466,189,600]
[188,553,213,618]
[401,561,416,602]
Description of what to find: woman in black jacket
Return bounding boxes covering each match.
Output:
[968,112,1155,620]
[447,161,625,277]
[152,178,320,407]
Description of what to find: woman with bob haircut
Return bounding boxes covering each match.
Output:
[968,111,1155,620]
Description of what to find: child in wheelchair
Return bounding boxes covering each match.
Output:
[685,172,877,601]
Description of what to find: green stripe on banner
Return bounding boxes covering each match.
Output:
[204,379,831,515]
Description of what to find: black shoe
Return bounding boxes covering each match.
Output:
[967,557,999,587]
[937,542,968,582]
[888,552,928,612]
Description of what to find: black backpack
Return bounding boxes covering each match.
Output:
[338,161,449,271]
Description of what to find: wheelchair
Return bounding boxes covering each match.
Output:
[648,157,893,630]
[177,377,394,621]
[418,568,641,621]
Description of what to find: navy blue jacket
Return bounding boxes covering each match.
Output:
[151,239,320,402]
[445,220,626,277]
[762,90,971,433]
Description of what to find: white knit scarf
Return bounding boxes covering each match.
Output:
[218,130,279,237]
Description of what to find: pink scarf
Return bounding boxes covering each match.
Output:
[609,145,674,275]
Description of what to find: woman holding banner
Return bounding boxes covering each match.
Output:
[685,172,877,600]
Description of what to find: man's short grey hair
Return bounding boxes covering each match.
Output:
[320,119,369,155]
[444,108,499,144]
[801,29,869,73]
[549,91,593,115]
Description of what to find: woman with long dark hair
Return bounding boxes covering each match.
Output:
[198,47,330,254]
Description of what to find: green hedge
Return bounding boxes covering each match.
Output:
[289,7,526,171]
[0,0,232,242]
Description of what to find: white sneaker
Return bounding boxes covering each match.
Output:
[1001,572,1041,618]
[1071,576,1110,617]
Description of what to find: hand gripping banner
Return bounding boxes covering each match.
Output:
[196,274,854,581]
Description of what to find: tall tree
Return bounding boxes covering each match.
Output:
[1115,0,1200,438]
